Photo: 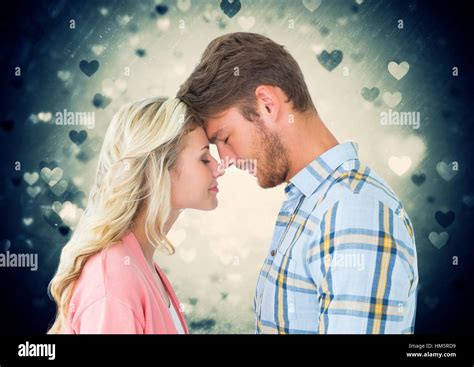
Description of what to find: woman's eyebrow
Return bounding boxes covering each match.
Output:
[202,146,210,150]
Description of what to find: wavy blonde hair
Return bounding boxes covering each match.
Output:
[48,97,194,333]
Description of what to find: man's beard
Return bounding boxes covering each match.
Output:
[251,119,290,189]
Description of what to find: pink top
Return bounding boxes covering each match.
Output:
[62,232,189,334]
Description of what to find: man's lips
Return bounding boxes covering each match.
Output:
[209,185,219,192]
[236,159,257,176]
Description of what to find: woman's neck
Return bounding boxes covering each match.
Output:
[132,208,182,266]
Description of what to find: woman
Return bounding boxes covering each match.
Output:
[48,97,223,334]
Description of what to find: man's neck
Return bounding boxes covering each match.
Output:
[284,113,339,182]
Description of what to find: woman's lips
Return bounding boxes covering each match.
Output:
[209,185,219,193]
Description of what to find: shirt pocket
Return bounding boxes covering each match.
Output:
[264,249,299,322]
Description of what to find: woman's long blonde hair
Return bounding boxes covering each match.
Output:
[48,97,194,333]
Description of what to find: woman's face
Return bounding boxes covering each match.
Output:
[170,126,224,211]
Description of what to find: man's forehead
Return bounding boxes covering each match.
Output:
[203,106,245,142]
[205,122,225,143]
[203,111,233,138]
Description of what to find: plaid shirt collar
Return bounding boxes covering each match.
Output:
[284,141,359,198]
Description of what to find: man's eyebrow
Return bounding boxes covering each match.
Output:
[208,128,223,144]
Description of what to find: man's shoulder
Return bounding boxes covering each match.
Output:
[314,159,405,218]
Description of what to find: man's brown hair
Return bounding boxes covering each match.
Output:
[177,32,315,124]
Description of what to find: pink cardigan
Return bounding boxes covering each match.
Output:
[62,232,189,334]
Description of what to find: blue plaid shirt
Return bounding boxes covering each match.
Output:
[253,142,418,334]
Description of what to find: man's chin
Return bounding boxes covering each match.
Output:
[256,172,282,189]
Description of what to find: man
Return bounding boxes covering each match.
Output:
[178,32,418,334]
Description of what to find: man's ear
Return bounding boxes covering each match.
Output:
[255,85,280,122]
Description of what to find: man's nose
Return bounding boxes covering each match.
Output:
[211,157,225,178]
[217,145,237,169]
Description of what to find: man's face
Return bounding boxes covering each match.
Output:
[205,107,290,188]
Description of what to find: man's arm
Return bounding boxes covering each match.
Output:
[306,194,418,334]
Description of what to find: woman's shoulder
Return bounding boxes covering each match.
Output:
[71,239,147,309]
[67,240,148,333]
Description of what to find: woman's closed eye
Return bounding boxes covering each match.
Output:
[201,155,211,164]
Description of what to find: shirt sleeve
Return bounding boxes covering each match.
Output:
[73,295,144,334]
[306,194,417,334]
